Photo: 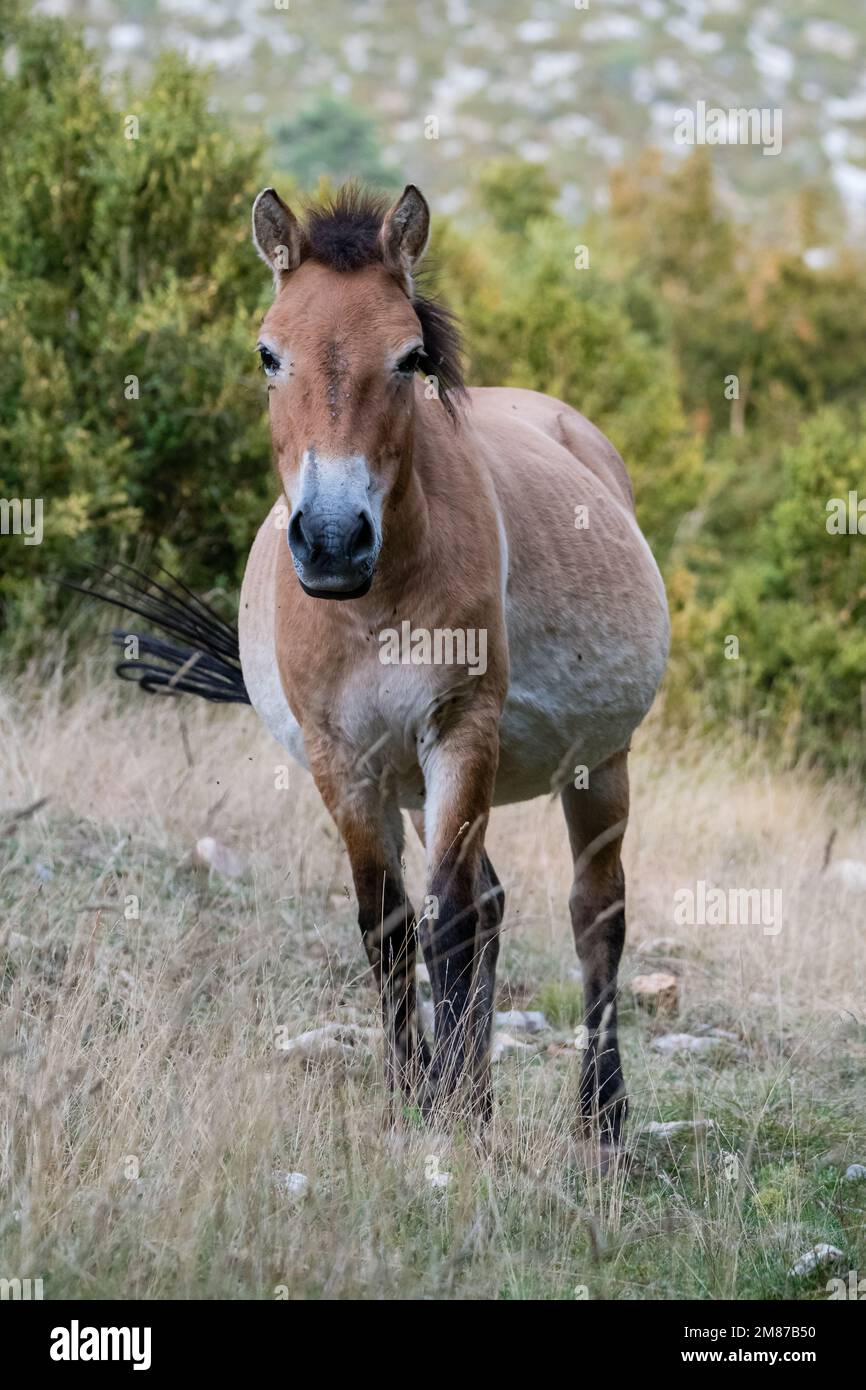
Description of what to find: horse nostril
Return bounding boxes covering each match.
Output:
[347,510,375,563]
[288,510,320,564]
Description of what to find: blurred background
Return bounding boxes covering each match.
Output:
[26,0,866,229]
[2,0,865,776]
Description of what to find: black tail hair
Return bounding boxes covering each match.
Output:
[63,562,250,705]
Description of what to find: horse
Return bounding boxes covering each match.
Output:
[238,182,669,1146]
[85,182,669,1152]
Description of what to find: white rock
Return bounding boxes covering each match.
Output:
[637,937,684,957]
[278,1022,376,1062]
[193,836,246,879]
[631,971,678,1015]
[643,1119,716,1140]
[652,1033,727,1054]
[491,1031,530,1063]
[843,1163,866,1182]
[826,859,866,893]
[6,931,35,955]
[494,1009,549,1034]
[273,1171,310,1199]
[789,1244,844,1277]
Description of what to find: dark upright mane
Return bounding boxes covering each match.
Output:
[305,185,390,272]
[301,185,466,417]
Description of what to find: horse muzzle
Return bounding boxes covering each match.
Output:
[287,505,378,599]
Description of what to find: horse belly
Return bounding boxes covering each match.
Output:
[494,573,669,804]
[480,426,670,804]
[494,658,648,804]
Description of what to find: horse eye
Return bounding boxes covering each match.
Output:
[258,345,280,376]
[396,349,422,377]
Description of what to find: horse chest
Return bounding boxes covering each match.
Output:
[243,626,436,781]
[336,659,441,775]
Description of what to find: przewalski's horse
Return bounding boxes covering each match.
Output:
[238,184,670,1146]
[83,183,668,1151]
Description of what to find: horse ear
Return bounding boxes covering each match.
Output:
[252,188,303,286]
[379,184,430,290]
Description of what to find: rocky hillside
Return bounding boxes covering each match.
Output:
[37,0,866,235]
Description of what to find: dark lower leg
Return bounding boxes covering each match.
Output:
[421,848,481,1107]
[354,864,427,1097]
[471,852,503,1121]
[571,885,626,1146]
[561,757,630,1149]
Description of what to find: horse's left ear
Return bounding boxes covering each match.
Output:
[379,185,430,291]
[252,187,304,288]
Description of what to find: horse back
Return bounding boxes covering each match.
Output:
[463,386,635,513]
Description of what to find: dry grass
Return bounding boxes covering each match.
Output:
[1,662,865,1300]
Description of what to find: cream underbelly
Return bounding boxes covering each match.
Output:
[239,611,667,810]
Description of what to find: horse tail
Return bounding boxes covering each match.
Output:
[62,562,250,705]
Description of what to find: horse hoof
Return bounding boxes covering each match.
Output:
[596,1142,624,1176]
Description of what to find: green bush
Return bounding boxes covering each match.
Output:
[0,14,271,650]
[454,213,702,559]
[1,8,865,777]
[722,410,866,771]
[668,410,866,773]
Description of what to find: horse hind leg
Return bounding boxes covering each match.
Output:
[561,751,629,1151]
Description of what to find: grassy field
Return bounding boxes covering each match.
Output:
[1,665,865,1300]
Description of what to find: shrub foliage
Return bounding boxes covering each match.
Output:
[1,11,864,775]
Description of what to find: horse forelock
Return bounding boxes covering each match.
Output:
[303,185,390,273]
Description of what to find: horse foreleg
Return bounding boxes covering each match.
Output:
[468,852,505,1123]
[351,848,428,1099]
[308,748,425,1102]
[410,815,503,1115]
[419,730,499,1118]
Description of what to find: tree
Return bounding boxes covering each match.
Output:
[454,213,702,558]
[681,410,866,774]
[270,97,400,191]
[476,159,557,236]
[0,12,271,650]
